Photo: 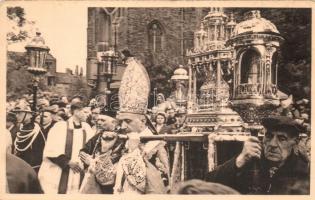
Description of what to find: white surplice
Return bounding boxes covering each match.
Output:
[38,117,94,194]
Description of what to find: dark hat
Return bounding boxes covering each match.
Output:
[70,101,85,112]
[59,102,67,108]
[261,115,305,137]
[71,94,85,101]
[121,49,133,58]
[56,112,68,121]
[12,101,33,113]
[43,105,59,114]
[175,107,186,117]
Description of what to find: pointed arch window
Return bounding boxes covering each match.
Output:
[96,9,111,50]
[148,20,164,53]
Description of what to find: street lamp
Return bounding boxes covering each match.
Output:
[99,49,118,111]
[25,32,50,115]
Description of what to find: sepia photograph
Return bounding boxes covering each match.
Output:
[2,0,312,197]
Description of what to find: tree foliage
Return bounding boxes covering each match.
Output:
[7,52,32,99]
[6,52,51,100]
[7,6,35,43]
[141,51,180,107]
[68,76,91,100]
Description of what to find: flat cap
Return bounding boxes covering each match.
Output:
[70,101,85,111]
[43,105,59,114]
[12,101,33,113]
[261,115,305,136]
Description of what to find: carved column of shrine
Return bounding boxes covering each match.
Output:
[216,59,221,106]
[214,23,217,41]
[193,65,197,104]
[188,60,192,102]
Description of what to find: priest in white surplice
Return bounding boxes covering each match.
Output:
[38,102,94,194]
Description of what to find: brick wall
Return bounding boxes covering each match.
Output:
[87,7,208,95]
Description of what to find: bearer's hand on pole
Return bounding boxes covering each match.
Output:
[68,160,83,173]
[236,136,262,168]
[127,132,141,152]
[79,152,93,166]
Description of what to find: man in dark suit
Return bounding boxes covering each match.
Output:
[206,116,309,194]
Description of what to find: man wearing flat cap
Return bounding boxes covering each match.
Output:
[206,116,310,194]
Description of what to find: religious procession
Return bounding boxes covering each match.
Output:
[5,6,311,195]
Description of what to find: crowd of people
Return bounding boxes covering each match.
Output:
[5,54,311,195]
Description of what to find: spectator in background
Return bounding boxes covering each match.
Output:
[282,109,293,119]
[166,108,176,126]
[39,108,56,141]
[49,94,60,106]
[155,112,171,135]
[71,94,85,104]
[41,105,59,123]
[55,109,69,122]
[37,98,50,111]
[148,106,158,124]
[61,96,69,103]
[172,108,187,132]
[83,107,92,123]
[87,106,101,129]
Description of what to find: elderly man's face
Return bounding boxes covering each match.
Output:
[175,114,186,125]
[117,113,146,133]
[101,131,118,153]
[167,109,175,118]
[263,130,297,163]
[91,107,101,122]
[97,116,117,131]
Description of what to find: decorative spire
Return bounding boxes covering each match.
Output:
[75,65,79,76]
[80,67,83,76]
